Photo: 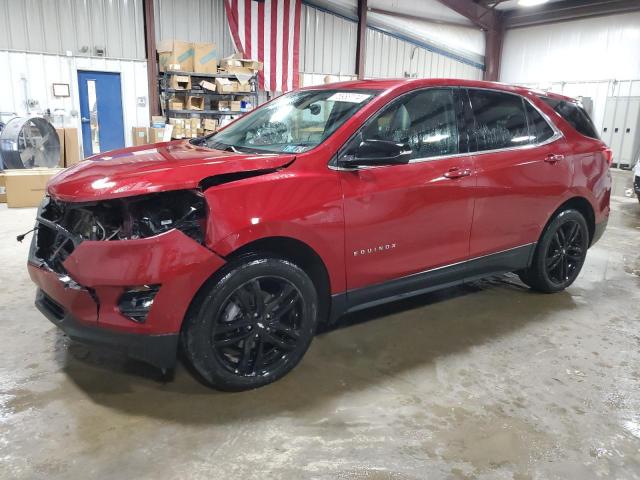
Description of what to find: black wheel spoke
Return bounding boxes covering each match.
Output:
[552,233,562,250]
[250,280,265,316]
[263,332,296,351]
[270,321,301,340]
[216,318,254,334]
[254,338,265,371]
[265,284,296,314]
[546,252,562,269]
[214,330,253,347]
[566,222,579,244]
[237,336,255,373]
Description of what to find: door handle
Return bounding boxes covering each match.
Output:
[544,153,565,163]
[81,117,90,123]
[443,167,471,179]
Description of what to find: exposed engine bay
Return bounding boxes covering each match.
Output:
[33,190,206,274]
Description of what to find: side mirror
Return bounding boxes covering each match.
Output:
[340,138,412,167]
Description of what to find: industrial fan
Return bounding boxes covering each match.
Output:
[0,117,60,169]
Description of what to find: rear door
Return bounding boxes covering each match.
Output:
[339,88,476,291]
[465,88,571,258]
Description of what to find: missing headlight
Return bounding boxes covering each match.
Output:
[38,190,206,244]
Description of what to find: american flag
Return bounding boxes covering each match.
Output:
[224,0,301,92]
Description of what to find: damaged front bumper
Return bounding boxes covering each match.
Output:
[28,197,226,369]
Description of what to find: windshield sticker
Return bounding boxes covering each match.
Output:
[282,145,308,153]
[328,92,371,103]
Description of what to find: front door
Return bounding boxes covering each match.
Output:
[339,88,475,292]
[78,71,125,157]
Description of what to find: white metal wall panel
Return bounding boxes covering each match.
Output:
[300,5,482,79]
[300,4,357,75]
[364,27,482,80]
[0,50,149,153]
[501,11,640,83]
[0,0,145,59]
[154,0,235,57]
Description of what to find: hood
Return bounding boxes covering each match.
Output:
[47,141,296,202]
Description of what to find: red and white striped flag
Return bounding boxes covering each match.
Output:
[224,0,301,92]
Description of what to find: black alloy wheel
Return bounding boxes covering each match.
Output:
[183,256,318,391]
[212,277,304,377]
[518,209,589,293]
[544,219,585,286]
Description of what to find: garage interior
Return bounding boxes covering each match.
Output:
[1,0,640,478]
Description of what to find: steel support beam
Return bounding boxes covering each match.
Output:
[143,0,160,117]
[436,0,503,81]
[355,0,368,80]
[504,0,640,28]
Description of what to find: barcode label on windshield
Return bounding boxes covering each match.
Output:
[328,92,371,103]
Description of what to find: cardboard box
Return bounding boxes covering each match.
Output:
[215,77,237,93]
[132,127,148,146]
[214,100,230,111]
[4,168,65,208]
[240,59,263,71]
[169,74,191,90]
[230,100,241,112]
[55,128,65,167]
[236,81,253,93]
[157,39,194,72]
[168,97,185,110]
[203,118,218,131]
[186,96,205,111]
[199,80,216,92]
[0,173,6,203]
[148,127,165,144]
[151,116,166,127]
[64,128,81,167]
[189,118,201,129]
[193,42,218,74]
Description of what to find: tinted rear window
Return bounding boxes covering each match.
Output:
[539,96,599,139]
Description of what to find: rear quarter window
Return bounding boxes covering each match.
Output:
[539,96,599,139]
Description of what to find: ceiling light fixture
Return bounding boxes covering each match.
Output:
[518,0,549,6]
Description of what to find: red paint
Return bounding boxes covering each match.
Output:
[32,79,610,341]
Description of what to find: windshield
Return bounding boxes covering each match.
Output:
[201,89,378,154]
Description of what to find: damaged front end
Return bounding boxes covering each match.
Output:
[32,189,207,275]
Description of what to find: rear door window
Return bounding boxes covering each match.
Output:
[467,89,530,152]
[525,101,555,143]
[539,96,599,139]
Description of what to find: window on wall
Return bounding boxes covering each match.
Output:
[467,90,530,152]
[362,88,459,160]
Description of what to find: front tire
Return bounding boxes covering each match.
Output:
[183,255,318,391]
[519,209,589,293]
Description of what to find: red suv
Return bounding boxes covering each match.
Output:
[28,79,611,390]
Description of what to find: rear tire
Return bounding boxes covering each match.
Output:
[518,209,589,293]
[183,255,318,391]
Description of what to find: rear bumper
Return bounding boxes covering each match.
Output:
[36,289,179,369]
[591,218,608,246]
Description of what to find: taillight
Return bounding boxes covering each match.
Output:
[602,147,613,166]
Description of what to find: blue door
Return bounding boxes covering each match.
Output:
[78,71,125,157]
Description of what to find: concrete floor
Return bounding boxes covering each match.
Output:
[1,185,639,479]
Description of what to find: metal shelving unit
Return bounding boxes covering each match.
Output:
[159,70,259,128]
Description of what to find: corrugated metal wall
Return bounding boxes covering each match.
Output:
[0,51,150,152]
[299,4,483,80]
[300,4,357,76]
[365,28,482,80]
[153,0,235,56]
[0,0,145,60]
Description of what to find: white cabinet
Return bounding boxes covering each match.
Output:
[601,96,640,168]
